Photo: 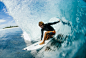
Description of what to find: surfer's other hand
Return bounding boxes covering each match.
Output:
[40,40,42,41]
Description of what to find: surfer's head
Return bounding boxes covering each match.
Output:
[39,21,44,28]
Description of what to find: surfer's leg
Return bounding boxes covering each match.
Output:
[39,32,48,45]
[39,31,56,45]
[46,30,56,40]
[46,34,52,40]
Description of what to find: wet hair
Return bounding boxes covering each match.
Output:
[39,21,44,26]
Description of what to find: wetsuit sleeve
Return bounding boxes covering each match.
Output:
[41,29,43,40]
[48,21,60,25]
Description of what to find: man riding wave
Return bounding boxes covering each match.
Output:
[39,19,60,45]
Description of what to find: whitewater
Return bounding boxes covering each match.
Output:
[1,0,86,58]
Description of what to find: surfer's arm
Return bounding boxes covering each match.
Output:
[41,29,43,40]
[48,19,60,25]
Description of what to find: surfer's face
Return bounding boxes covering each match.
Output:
[40,25,44,29]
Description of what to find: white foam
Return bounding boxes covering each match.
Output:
[22,31,31,41]
[21,31,31,46]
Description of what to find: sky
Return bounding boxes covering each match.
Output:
[0,1,17,29]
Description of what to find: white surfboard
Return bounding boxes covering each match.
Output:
[23,38,52,51]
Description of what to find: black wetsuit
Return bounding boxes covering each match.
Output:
[41,21,60,40]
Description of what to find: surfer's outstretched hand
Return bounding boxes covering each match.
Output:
[40,40,42,41]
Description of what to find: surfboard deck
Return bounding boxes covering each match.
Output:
[23,38,52,51]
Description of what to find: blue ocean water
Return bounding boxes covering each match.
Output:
[0,27,34,58]
[0,27,86,58]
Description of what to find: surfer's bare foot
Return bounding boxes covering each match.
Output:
[39,42,44,45]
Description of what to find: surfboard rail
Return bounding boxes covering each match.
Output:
[23,38,52,51]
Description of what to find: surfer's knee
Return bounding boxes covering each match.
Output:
[45,31,48,34]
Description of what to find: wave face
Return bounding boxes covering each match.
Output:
[1,0,86,58]
[1,0,77,40]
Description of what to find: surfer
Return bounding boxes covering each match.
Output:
[39,19,60,45]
